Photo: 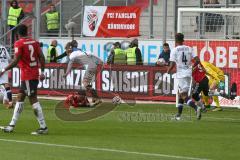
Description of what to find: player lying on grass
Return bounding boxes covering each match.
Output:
[167,33,202,120]
[0,44,13,109]
[0,24,48,134]
[63,42,102,105]
[64,90,91,108]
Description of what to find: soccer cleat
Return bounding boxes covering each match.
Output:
[31,127,48,135]
[212,107,223,112]
[171,116,181,121]
[173,113,181,121]
[196,107,202,120]
[2,125,14,133]
[175,116,181,121]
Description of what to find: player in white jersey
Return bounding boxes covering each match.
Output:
[0,45,13,108]
[63,42,102,105]
[167,33,202,120]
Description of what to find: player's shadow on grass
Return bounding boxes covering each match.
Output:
[55,101,118,121]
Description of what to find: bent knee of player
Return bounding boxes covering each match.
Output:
[180,92,188,100]
[178,98,184,105]
[28,95,38,105]
[202,90,209,97]
[192,93,200,101]
[17,93,26,102]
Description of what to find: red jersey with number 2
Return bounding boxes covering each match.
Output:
[14,38,41,81]
[192,63,206,83]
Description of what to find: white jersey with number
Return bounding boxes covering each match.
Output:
[0,45,11,84]
[66,50,102,84]
[169,45,196,78]
[68,50,102,69]
[66,50,102,74]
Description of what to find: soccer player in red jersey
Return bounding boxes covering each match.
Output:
[0,24,48,135]
[64,91,90,108]
[191,62,209,112]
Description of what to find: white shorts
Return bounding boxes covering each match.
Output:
[83,69,96,85]
[0,72,9,84]
[177,77,192,93]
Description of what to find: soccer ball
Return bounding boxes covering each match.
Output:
[158,58,165,63]
[112,96,121,105]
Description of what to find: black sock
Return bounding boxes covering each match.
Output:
[177,104,183,116]
[5,87,12,102]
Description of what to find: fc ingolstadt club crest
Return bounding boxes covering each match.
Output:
[87,10,98,31]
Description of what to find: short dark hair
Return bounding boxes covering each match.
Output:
[163,43,169,47]
[71,40,78,48]
[10,0,18,7]
[17,24,28,37]
[113,42,121,48]
[49,4,55,7]
[131,38,138,47]
[175,33,184,43]
[65,42,72,50]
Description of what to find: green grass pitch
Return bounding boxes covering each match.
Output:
[0,100,240,160]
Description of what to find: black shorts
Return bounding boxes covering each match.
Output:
[20,80,39,96]
[192,76,209,101]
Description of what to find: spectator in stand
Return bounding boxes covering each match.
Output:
[125,38,143,65]
[45,4,59,36]
[47,40,58,63]
[8,0,24,45]
[156,43,170,66]
[107,42,126,65]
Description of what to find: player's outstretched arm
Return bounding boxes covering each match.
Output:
[167,61,175,74]
[63,60,73,78]
[0,54,21,76]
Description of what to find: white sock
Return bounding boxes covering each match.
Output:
[32,102,47,129]
[196,100,204,109]
[9,102,24,126]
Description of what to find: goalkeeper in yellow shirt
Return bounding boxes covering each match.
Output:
[201,61,225,111]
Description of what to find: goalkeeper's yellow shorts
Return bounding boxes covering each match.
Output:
[208,77,219,87]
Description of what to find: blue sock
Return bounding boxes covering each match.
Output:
[186,99,197,111]
[5,87,12,102]
[177,104,183,116]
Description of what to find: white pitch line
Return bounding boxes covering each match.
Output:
[0,138,210,160]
